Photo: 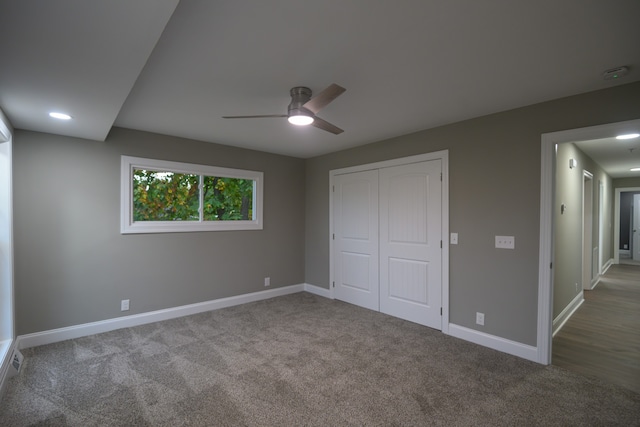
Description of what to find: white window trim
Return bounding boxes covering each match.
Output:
[121,156,263,234]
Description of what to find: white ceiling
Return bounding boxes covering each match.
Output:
[1,1,639,169]
[0,1,179,141]
[575,135,640,179]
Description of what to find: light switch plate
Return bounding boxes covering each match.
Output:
[495,235,515,249]
[450,233,458,245]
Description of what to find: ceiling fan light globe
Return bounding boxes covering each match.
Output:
[288,115,314,126]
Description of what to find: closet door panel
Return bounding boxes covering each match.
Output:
[379,160,442,329]
[333,170,379,311]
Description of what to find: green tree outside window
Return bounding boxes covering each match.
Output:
[133,169,253,222]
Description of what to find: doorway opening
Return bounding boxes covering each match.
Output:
[538,118,640,365]
[615,188,640,265]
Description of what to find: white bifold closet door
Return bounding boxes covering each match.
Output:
[333,169,379,311]
[333,160,442,329]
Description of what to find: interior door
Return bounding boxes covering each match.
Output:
[634,194,640,261]
[333,170,379,311]
[379,160,442,329]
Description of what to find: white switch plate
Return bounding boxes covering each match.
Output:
[121,299,130,311]
[264,277,270,287]
[476,312,485,326]
[450,233,458,245]
[495,235,515,249]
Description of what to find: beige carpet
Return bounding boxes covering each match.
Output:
[1,292,638,426]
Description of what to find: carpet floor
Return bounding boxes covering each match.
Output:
[1,292,638,426]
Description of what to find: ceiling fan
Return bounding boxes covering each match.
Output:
[222,83,346,134]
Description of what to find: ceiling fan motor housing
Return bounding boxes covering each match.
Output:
[288,86,314,117]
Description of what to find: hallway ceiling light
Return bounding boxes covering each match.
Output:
[615,133,639,140]
[49,112,72,120]
[630,167,640,172]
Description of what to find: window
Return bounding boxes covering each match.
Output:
[121,156,263,233]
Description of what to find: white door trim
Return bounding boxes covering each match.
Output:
[633,193,640,261]
[582,170,594,290]
[329,151,449,334]
[598,180,604,275]
[538,118,640,365]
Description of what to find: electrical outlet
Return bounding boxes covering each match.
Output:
[495,235,515,249]
[121,299,130,311]
[476,312,485,326]
[575,283,578,292]
[264,277,270,287]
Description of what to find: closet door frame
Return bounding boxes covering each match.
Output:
[329,150,450,334]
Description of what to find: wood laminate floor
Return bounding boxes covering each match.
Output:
[552,263,640,394]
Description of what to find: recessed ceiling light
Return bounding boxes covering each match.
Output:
[631,167,640,172]
[616,133,639,140]
[49,112,72,120]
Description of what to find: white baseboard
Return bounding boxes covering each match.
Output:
[303,283,331,298]
[552,291,584,337]
[18,284,306,350]
[602,258,614,273]
[447,324,538,363]
[14,282,542,369]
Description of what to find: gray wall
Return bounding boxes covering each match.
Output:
[553,143,613,319]
[613,177,640,188]
[13,127,305,335]
[305,81,640,346]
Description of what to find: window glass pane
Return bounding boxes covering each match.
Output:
[133,169,199,221]
[122,156,263,233]
[202,176,253,221]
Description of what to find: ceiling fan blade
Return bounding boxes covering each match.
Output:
[303,84,346,114]
[222,114,287,119]
[311,116,344,134]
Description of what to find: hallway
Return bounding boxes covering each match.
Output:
[552,263,640,394]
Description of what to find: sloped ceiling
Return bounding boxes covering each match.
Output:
[0,0,179,141]
[1,0,639,164]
